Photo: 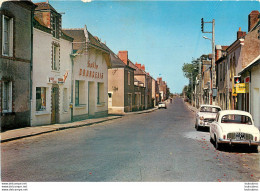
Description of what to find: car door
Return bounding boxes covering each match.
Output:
[210,112,219,139]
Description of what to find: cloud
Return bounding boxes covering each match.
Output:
[81,0,92,3]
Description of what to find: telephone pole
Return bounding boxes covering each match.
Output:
[201,18,215,105]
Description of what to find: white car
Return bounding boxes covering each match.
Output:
[195,105,221,131]
[210,110,260,151]
[158,102,167,109]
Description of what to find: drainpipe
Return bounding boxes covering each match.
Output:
[70,53,75,122]
[29,8,35,127]
[249,70,251,113]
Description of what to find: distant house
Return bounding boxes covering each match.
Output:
[134,63,153,109]
[63,26,111,120]
[0,0,36,131]
[31,2,73,126]
[106,49,135,114]
[215,45,228,109]
[152,77,159,106]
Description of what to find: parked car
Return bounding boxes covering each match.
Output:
[210,110,260,151]
[158,102,167,109]
[195,105,221,131]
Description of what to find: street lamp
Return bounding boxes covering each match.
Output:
[203,36,211,41]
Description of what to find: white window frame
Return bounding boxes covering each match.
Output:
[2,81,12,113]
[2,15,13,57]
[36,87,47,111]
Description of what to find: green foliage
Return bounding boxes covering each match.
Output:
[182,55,209,99]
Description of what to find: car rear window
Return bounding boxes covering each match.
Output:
[221,114,252,125]
[200,106,221,113]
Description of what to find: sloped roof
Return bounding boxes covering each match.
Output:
[63,29,86,51]
[35,2,57,12]
[101,43,126,68]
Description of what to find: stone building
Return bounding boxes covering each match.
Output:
[215,45,229,109]
[31,2,73,126]
[107,49,135,114]
[152,77,159,106]
[0,0,36,131]
[134,63,153,109]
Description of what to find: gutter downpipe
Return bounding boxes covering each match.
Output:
[70,52,75,122]
[30,7,35,127]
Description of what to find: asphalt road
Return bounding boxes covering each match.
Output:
[1,97,260,182]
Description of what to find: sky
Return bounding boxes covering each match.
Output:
[34,0,259,93]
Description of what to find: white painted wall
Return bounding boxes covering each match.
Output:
[73,48,108,119]
[31,28,72,126]
[251,64,260,129]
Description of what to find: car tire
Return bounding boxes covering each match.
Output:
[250,146,258,153]
[215,137,222,151]
[195,124,200,131]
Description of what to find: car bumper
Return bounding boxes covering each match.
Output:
[218,138,260,146]
[198,121,211,127]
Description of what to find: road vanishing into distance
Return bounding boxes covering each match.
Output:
[1,97,260,182]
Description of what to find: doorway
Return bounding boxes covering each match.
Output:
[128,93,132,112]
[51,85,59,124]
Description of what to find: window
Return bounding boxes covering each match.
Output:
[97,82,104,104]
[63,88,68,112]
[221,114,252,125]
[36,87,46,111]
[75,80,85,107]
[52,15,59,38]
[128,72,130,85]
[75,80,79,106]
[2,81,12,113]
[52,44,60,70]
[2,15,13,56]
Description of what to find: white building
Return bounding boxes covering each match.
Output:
[239,56,260,129]
[31,2,73,126]
[63,26,111,121]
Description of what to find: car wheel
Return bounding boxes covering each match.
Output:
[250,146,258,153]
[215,137,222,151]
[195,122,200,131]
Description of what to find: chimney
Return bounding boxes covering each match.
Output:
[248,10,259,32]
[141,64,145,71]
[237,27,246,39]
[135,62,141,69]
[215,45,222,61]
[118,51,128,65]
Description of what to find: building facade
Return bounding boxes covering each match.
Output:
[0,0,36,131]
[63,26,110,121]
[31,2,73,126]
[107,50,135,114]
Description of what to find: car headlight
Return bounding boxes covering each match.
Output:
[199,116,204,120]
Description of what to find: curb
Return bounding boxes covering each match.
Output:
[123,107,158,115]
[1,116,122,143]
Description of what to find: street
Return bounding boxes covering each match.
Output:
[1,97,260,182]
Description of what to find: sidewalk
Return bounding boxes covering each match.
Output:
[124,107,158,115]
[183,99,199,113]
[1,107,158,143]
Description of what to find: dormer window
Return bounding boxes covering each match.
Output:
[52,14,60,38]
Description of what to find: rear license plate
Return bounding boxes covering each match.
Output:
[235,133,245,140]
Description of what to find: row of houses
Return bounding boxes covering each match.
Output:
[193,10,260,128]
[0,1,169,131]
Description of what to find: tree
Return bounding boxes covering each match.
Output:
[182,55,209,101]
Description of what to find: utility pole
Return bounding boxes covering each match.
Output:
[199,58,202,106]
[191,73,193,107]
[201,18,215,105]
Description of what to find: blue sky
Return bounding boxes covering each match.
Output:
[34,0,259,93]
